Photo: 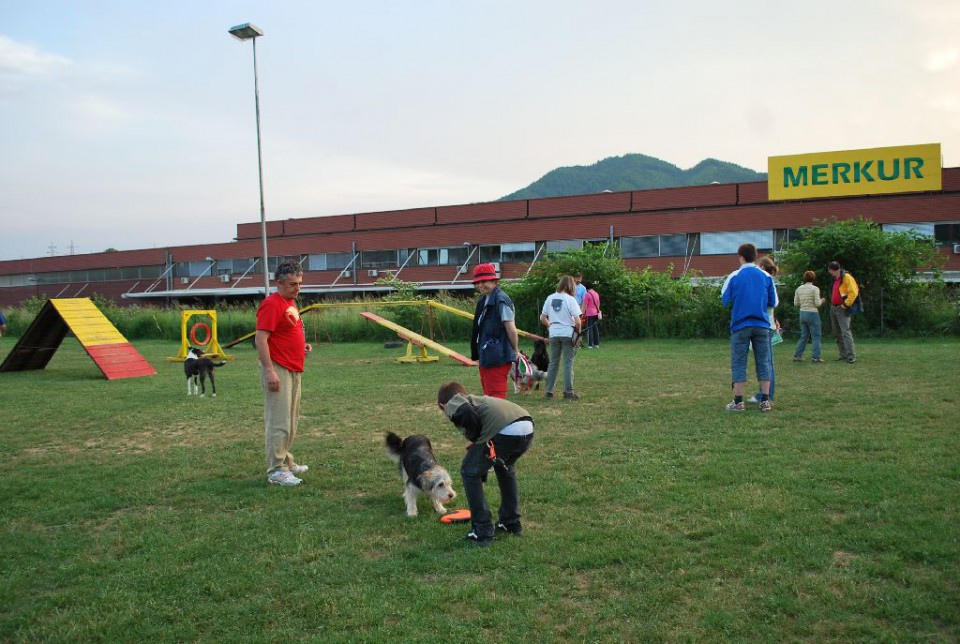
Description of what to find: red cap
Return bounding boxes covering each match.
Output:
[472,263,499,283]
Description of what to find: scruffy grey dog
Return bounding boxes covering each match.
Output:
[385,432,457,517]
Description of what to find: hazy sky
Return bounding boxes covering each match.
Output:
[2,1,958,261]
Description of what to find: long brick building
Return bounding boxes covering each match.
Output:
[1,168,958,308]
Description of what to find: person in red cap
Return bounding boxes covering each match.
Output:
[470,263,520,398]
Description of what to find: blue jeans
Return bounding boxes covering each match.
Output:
[460,433,534,539]
[794,311,822,360]
[730,326,771,384]
[754,328,777,400]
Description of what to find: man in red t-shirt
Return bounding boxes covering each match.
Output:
[256,261,313,486]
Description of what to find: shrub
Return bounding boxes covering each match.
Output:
[505,245,731,339]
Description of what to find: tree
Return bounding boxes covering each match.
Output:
[775,217,944,330]
[375,273,424,332]
[503,244,630,332]
[502,244,718,338]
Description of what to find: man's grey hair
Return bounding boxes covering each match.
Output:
[274,261,303,282]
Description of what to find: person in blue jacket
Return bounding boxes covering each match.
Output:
[470,263,519,398]
[721,243,777,412]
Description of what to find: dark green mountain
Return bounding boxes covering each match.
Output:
[500,154,767,201]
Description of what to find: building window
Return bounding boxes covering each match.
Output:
[700,230,774,255]
[307,252,354,271]
[882,222,935,237]
[360,250,398,269]
[174,261,216,278]
[444,245,470,266]
[620,236,659,258]
[478,245,501,263]
[546,239,583,253]
[28,265,166,283]
[659,234,687,256]
[326,252,354,270]
[500,242,536,263]
[934,222,960,246]
[418,249,439,266]
[267,256,303,274]
[418,246,471,266]
[619,234,696,258]
[774,229,804,251]
[0,274,34,287]
[216,258,255,275]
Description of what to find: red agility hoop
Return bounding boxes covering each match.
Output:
[189,322,211,347]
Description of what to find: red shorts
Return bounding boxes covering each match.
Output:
[478,363,512,399]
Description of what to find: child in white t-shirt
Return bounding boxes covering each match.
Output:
[539,275,582,400]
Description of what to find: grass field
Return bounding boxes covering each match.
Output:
[1,334,958,641]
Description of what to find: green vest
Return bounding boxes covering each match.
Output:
[444,393,532,443]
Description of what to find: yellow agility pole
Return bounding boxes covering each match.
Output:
[222,300,427,349]
[222,299,546,350]
[425,300,546,342]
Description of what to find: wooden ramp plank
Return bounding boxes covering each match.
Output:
[360,312,475,366]
[51,298,127,346]
[85,343,157,379]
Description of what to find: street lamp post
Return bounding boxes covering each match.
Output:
[228,22,271,296]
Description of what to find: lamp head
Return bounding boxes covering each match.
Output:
[228,23,264,40]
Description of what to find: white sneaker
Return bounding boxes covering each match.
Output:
[290,464,309,475]
[267,471,302,486]
[746,395,759,404]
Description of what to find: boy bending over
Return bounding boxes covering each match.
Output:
[438,382,535,546]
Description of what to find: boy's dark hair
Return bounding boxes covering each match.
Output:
[275,261,303,282]
[827,261,842,271]
[738,243,758,263]
[438,381,468,406]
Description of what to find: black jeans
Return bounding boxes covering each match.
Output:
[460,432,534,539]
[586,315,600,346]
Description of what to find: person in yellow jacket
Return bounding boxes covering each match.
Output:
[827,261,860,363]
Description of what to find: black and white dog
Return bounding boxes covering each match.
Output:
[385,432,457,517]
[184,347,226,397]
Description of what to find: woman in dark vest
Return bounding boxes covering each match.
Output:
[470,263,520,398]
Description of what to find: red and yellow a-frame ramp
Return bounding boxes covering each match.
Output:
[0,298,156,380]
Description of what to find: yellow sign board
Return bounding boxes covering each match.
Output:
[768,143,941,200]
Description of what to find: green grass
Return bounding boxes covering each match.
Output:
[1,335,958,641]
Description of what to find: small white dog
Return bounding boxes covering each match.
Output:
[385,432,457,517]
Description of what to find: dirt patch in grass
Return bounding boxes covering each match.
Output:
[831,550,856,568]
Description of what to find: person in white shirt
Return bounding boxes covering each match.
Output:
[539,275,582,400]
